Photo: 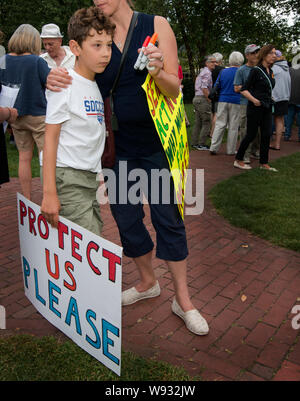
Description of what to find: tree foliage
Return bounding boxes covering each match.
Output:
[0,0,299,80]
[134,0,300,79]
[0,0,91,47]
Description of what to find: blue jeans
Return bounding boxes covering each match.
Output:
[285,104,300,139]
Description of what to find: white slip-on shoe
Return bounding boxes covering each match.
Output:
[122,281,161,306]
[234,160,252,170]
[171,298,209,336]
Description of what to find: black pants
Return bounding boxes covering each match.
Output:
[236,104,272,165]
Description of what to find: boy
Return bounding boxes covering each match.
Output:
[41,7,115,234]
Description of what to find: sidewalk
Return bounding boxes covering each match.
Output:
[1,136,300,381]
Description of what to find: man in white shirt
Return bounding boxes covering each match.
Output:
[40,23,75,69]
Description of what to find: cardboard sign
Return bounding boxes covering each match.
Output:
[142,75,189,219]
[17,193,123,376]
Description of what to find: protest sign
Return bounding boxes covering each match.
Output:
[142,75,189,220]
[17,193,123,376]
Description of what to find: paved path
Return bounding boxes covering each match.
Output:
[1,135,300,381]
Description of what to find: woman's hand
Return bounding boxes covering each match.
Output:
[46,67,72,92]
[41,194,61,228]
[143,44,164,78]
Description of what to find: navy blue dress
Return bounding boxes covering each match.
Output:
[96,13,162,158]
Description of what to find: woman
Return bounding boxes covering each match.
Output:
[269,50,291,150]
[47,0,209,336]
[209,51,244,155]
[0,24,50,199]
[234,45,277,171]
[0,102,18,186]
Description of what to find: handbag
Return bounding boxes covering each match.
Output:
[208,72,221,102]
[101,11,139,168]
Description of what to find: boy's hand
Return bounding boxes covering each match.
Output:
[41,195,61,228]
[46,67,73,92]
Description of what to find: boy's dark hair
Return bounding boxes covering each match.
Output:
[68,6,115,46]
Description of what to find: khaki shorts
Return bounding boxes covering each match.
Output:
[54,167,103,236]
[11,115,45,153]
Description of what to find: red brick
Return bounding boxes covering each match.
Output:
[245,323,276,348]
[217,326,249,353]
[257,341,290,369]
[254,292,277,311]
[273,360,300,381]
[196,283,222,302]
[219,281,243,299]
[210,309,240,332]
[263,304,288,327]
[288,339,300,365]
[201,295,230,316]
[251,363,274,380]
[229,344,260,369]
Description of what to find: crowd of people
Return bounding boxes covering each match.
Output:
[1,0,300,341]
[191,43,300,172]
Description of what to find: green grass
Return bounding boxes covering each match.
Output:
[209,152,300,252]
[5,132,40,178]
[0,335,201,381]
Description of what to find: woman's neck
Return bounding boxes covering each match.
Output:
[110,3,133,31]
[262,60,271,71]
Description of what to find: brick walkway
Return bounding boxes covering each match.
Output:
[1,135,300,381]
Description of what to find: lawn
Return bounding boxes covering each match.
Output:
[209,152,300,252]
[0,334,200,381]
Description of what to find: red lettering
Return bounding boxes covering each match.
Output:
[64,261,76,291]
[164,96,175,114]
[28,207,37,236]
[102,249,121,283]
[71,229,82,262]
[87,241,101,275]
[45,248,60,280]
[58,222,68,250]
[147,83,156,117]
[19,200,27,225]
[37,214,49,239]
[151,86,158,108]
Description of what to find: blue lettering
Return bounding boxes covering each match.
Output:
[102,319,120,366]
[65,297,82,335]
[48,280,61,317]
[84,100,90,112]
[22,257,30,288]
[34,269,46,305]
[86,309,101,349]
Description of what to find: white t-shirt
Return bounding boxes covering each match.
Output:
[40,46,75,69]
[41,69,106,173]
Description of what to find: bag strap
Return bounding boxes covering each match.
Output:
[255,66,273,94]
[110,11,139,109]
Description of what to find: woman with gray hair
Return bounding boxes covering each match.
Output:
[0,24,50,199]
[210,51,244,155]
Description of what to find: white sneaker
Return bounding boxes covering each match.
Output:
[122,281,161,306]
[234,160,252,170]
[171,298,209,336]
[243,157,251,164]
